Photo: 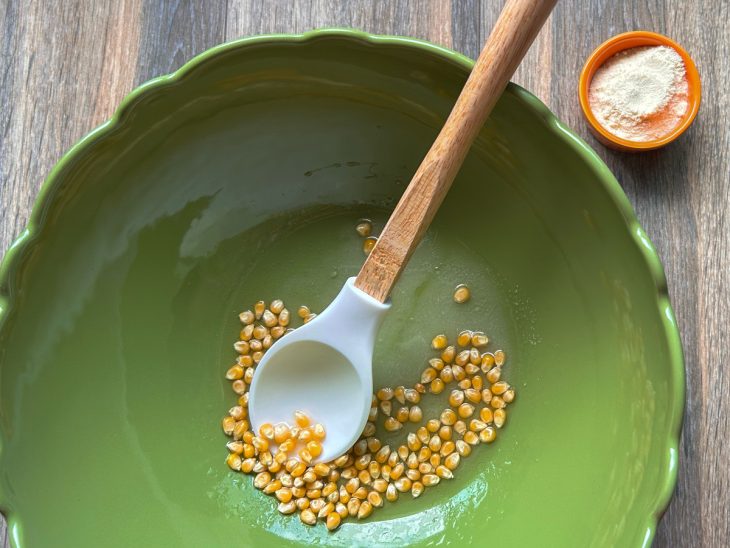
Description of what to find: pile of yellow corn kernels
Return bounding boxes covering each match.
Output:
[221,297,515,531]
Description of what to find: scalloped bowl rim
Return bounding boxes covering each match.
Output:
[0,29,685,548]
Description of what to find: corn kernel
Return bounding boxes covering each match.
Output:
[326,511,341,530]
[494,408,507,428]
[453,284,470,303]
[431,334,448,350]
[430,378,445,394]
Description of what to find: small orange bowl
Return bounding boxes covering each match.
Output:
[579,31,701,151]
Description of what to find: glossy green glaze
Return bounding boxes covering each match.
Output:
[0,30,683,547]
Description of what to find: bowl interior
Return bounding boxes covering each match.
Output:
[0,35,680,547]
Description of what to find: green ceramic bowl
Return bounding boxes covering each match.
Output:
[0,30,683,547]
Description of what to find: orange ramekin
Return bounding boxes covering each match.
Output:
[578,31,701,151]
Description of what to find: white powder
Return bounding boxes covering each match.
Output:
[589,46,689,141]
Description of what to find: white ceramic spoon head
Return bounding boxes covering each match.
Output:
[249,277,390,462]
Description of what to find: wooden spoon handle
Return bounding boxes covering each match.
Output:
[355,0,557,302]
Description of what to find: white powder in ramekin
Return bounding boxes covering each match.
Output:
[588,45,689,142]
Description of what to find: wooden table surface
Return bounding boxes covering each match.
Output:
[0,1,727,546]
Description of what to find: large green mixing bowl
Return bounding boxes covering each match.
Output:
[0,30,683,547]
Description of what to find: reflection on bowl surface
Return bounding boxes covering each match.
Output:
[0,31,682,548]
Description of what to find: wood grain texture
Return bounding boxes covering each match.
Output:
[0,0,728,546]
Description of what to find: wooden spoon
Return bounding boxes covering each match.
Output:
[250,0,557,462]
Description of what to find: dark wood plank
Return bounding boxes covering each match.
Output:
[1,1,728,546]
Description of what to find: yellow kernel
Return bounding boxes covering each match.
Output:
[395,406,409,423]
[275,487,292,503]
[463,431,479,445]
[298,449,313,464]
[397,445,409,461]
[375,445,391,464]
[252,436,269,452]
[226,452,242,471]
[441,345,456,364]
[326,511,341,530]
[452,365,466,381]
[368,491,384,507]
[418,462,433,474]
[440,366,454,383]
[440,409,457,426]
[358,471,371,486]
[479,425,496,443]
[362,236,378,255]
[481,353,496,370]
[297,305,310,319]
[278,500,296,514]
[458,403,475,419]
[240,324,254,341]
[300,508,316,525]
[225,365,244,380]
[429,358,445,371]
[453,284,470,303]
[486,366,501,383]
[231,380,246,395]
[444,452,461,471]
[394,477,412,492]
[429,453,442,468]
[222,416,236,435]
[449,390,464,407]
[470,419,488,431]
[422,474,440,487]
[386,483,398,502]
[503,389,515,403]
[234,340,250,354]
[404,389,420,404]
[384,417,403,432]
[372,478,388,493]
[494,408,507,428]
[438,425,453,441]
[294,411,311,428]
[418,446,432,462]
[317,501,334,519]
[430,378,445,394]
[407,433,422,452]
[355,219,373,237]
[262,309,278,328]
[377,387,394,401]
[471,375,483,390]
[253,471,271,489]
[455,439,471,457]
[411,481,424,497]
[390,463,405,480]
[457,330,472,347]
[406,468,421,482]
[253,300,266,319]
[347,497,361,517]
[252,325,267,340]
[431,334,448,350]
[421,367,437,383]
[481,388,493,405]
[273,423,291,444]
[491,381,509,395]
[357,500,373,519]
[426,419,441,433]
[436,464,454,479]
[471,331,488,347]
[227,440,244,454]
[306,440,322,458]
[239,310,255,325]
[262,479,282,494]
[428,435,442,452]
[455,350,470,366]
[259,423,274,440]
[494,350,506,366]
[491,396,506,409]
[278,308,291,327]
